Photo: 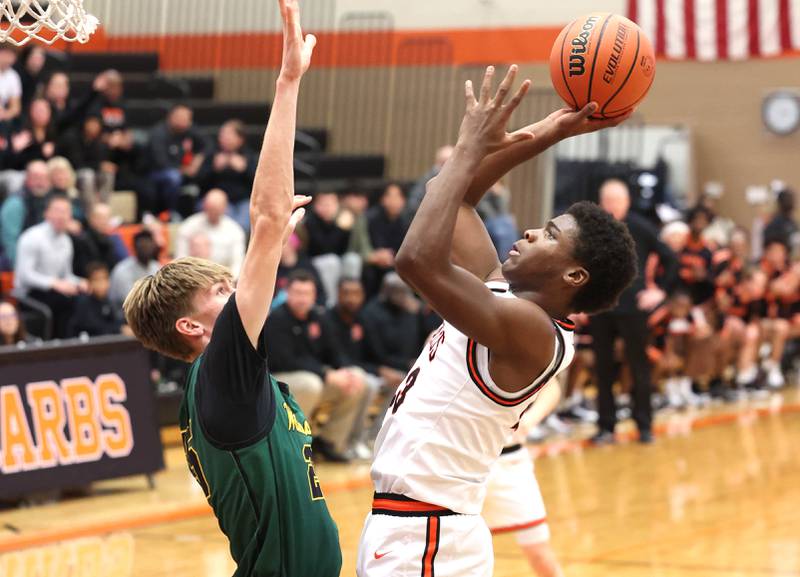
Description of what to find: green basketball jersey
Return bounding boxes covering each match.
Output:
[179,359,342,577]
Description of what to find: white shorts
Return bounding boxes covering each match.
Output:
[357,494,493,577]
[482,445,550,545]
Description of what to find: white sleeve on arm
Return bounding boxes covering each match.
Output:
[15,234,54,291]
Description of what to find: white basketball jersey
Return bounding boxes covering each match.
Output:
[370,281,575,515]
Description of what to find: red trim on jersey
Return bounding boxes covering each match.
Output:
[466,327,565,407]
[490,517,548,535]
[422,516,440,577]
[553,318,576,331]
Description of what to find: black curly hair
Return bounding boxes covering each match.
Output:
[566,201,638,314]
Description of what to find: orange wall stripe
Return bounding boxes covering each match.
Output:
[72,27,800,71]
[74,27,564,70]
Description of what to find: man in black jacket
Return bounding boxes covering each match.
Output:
[266,270,368,462]
[591,179,678,445]
[197,120,257,232]
[326,277,406,457]
[71,202,127,278]
[360,272,425,373]
[146,104,207,214]
[67,262,122,337]
[363,183,411,296]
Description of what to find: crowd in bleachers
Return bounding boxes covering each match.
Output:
[0,46,797,461]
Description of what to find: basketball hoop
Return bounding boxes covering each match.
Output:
[0,0,98,46]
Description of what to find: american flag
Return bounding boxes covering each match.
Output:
[626,0,800,60]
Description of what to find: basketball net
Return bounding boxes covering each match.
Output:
[0,0,98,46]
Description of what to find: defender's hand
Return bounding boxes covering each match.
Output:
[458,65,533,155]
[281,195,312,246]
[278,0,316,82]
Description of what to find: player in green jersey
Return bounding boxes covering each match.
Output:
[123,2,341,575]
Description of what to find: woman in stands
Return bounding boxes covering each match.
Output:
[0,300,29,346]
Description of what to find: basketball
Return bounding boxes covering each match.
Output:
[550,13,656,119]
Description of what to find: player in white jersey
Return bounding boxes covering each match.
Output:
[357,66,638,577]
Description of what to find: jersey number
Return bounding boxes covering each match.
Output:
[181,422,211,499]
[303,444,325,501]
[389,367,421,414]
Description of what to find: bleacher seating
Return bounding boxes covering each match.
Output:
[59,50,387,195]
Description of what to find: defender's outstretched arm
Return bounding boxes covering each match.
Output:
[236,0,317,348]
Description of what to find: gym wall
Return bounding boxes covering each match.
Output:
[79,0,800,225]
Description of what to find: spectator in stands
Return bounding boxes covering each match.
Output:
[67,262,122,337]
[109,229,160,315]
[14,193,86,338]
[592,179,677,445]
[327,277,405,456]
[0,300,28,346]
[175,189,245,277]
[57,115,108,173]
[88,69,128,133]
[48,156,87,224]
[275,233,326,307]
[15,45,46,110]
[266,271,368,463]
[760,240,794,388]
[649,289,706,408]
[45,71,107,138]
[361,272,425,373]
[72,202,128,278]
[710,224,769,393]
[56,114,117,205]
[146,104,206,214]
[9,98,57,169]
[409,144,453,212]
[477,179,519,257]
[364,183,410,296]
[0,160,52,266]
[763,187,797,253]
[197,119,256,231]
[679,205,715,305]
[341,187,372,271]
[301,191,352,306]
[106,126,146,208]
[0,45,22,135]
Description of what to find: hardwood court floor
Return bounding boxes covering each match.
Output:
[1,391,799,577]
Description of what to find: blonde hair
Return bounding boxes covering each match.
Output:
[123,257,232,360]
[47,156,78,197]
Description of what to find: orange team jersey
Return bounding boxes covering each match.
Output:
[679,236,714,304]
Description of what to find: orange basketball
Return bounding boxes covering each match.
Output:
[549,13,656,119]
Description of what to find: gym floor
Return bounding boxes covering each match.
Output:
[1,391,798,577]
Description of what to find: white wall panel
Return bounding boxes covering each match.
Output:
[90,0,626,36]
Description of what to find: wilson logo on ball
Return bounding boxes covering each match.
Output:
[569,15,600,77]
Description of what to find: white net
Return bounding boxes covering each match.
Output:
[0,0,98,45]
